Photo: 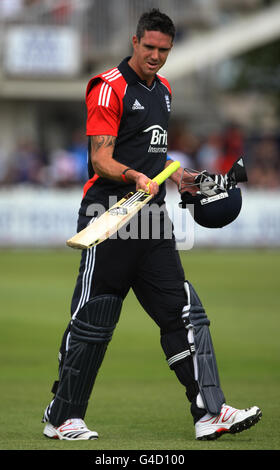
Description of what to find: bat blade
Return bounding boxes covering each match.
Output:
[66,192,153,249]
[66,160,180,249]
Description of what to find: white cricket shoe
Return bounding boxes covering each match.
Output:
[195,403,262,440]
[43,418,98,440]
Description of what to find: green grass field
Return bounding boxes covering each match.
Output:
[0,248,279,451]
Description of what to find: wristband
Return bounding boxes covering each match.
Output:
[121,167,132,183]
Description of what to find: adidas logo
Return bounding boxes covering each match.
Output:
[132,99,145,110]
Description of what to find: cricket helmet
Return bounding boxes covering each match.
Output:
[179,156,247,229]
[180,187,242,228]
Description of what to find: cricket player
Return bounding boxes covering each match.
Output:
[42,9,262,441]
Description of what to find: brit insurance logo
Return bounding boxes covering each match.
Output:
[143,125,167,153]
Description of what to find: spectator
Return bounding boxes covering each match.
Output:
[4,139,44,185]
[48,148,78,188]
[247,136,280,189]
[218,123,244,174]
[68,128,88,183]
[196,133,222,173]
[168,120,199,168]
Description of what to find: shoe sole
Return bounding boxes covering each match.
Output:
[44,432,98,440]
[44,434,98,440]
[43,424,98,440]
[197,408,262,441]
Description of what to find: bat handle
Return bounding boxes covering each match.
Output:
[152,160,181,186]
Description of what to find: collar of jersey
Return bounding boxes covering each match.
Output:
[118,56,159,88]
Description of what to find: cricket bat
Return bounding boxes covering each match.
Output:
[66,160,180,249]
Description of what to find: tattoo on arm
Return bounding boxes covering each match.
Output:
[91,135,116,153]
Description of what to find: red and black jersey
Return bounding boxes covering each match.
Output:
[79,57,172,216]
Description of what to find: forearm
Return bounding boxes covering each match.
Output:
[90,135,159,194]
[165,157,199,196]
[165,158,195,186]
[90,135,130,181]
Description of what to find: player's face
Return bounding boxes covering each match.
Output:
[130,30,173,85]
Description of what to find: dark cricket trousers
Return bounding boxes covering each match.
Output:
[71,212,187,331]
[58,208,202,421]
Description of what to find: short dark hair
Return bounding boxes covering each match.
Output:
[136,8,175,42]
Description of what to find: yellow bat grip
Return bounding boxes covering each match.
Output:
[152,160,181,185]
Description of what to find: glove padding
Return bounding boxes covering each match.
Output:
[179,170,229,208]
[194,171,229,197]
[179,157,247,208]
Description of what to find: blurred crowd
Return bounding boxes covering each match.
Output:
[0,122,279,190]
[0,128,88,188]
[167,122,280,190]
[1,1,279,191]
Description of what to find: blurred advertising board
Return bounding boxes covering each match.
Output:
[3,26,81,76]
[0,187,279,248]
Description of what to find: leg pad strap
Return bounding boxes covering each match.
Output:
[161,328,199,402]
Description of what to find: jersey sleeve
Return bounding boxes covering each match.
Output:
[86,79,121,137]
